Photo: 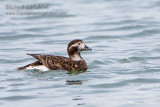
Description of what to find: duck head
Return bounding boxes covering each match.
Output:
[67,39,92,61]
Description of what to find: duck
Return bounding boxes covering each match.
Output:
[17,39,92,71]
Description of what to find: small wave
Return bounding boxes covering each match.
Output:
[126,28,160,38]
[0,96,36,101]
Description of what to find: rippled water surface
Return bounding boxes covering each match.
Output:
[1,0,160,107]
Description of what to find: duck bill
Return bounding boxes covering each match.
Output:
[82,45,92,51]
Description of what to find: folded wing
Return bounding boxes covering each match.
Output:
[27,54,70,70]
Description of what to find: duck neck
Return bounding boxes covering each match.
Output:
[68,49,83,61]
[70,52,83,61]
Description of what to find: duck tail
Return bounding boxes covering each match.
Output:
[17,61,42,70]
[17,66,27,70]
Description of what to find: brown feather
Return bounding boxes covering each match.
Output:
[17,39,90,71]
[27,55,87,71]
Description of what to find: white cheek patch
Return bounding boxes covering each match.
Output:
[70,43,85,51]
[80,43,85,49]
[71,44,77,47]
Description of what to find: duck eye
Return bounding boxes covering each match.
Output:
[78,43,81,45]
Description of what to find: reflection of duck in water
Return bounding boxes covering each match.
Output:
[18,39,92,71]
[66,80,83,85]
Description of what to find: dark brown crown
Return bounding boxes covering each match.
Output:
[68,39,83,48]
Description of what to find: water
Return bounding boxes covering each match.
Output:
[1,0,160,107]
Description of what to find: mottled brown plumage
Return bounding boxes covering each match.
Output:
[17,39,92,71]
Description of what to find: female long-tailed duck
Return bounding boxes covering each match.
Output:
[18,39,92,71]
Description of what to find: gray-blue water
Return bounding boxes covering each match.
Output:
[1,0,160,107]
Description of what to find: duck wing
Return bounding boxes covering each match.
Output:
[27,54,70,70]
[27,54,43,62]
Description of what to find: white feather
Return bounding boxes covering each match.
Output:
[26,65,49,71]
